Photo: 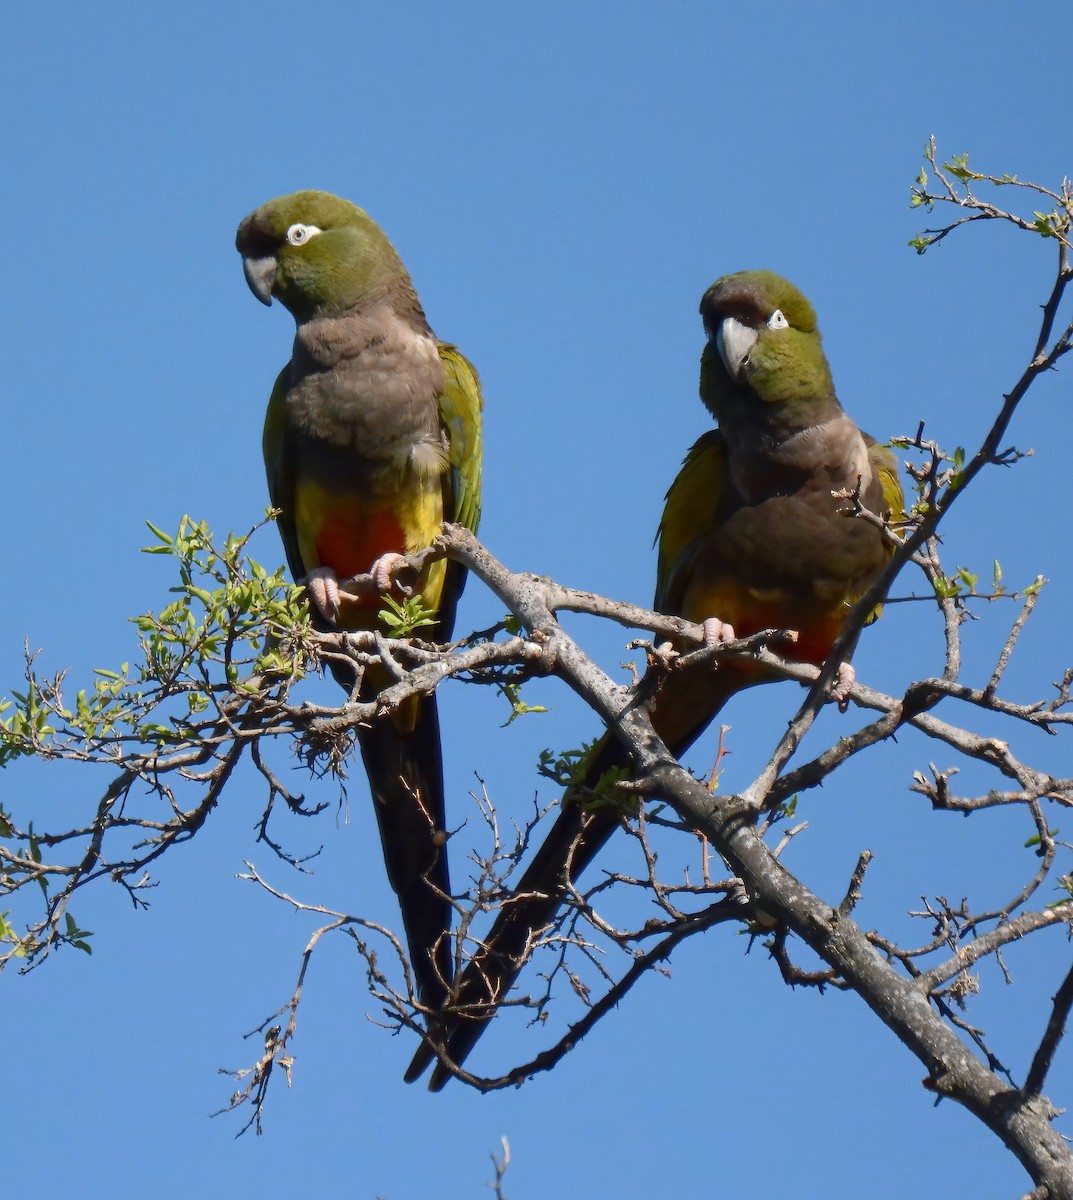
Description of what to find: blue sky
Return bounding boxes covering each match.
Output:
[2,3,1071,1196]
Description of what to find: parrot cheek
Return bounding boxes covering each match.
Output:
[243,254,277,306]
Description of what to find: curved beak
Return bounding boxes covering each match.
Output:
[714,316,757,381]
[242,254,277,306]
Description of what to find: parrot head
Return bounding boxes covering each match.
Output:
[236,190,410,322]
[699,270,834,419]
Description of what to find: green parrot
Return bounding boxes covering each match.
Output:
[406,269,903,1088]
[235,190,483,1008]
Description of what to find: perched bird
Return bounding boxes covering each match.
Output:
[406,269,902,1088]
[236,190,483,1008]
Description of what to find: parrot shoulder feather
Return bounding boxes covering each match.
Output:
[654,429,726,614]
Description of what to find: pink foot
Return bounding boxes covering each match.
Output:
[702,617,737,648]
[369,551,407,593]
[832,662,856,708]
[303,567,341,623]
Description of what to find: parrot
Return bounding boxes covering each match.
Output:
[235,190,483,1009]
[405,269,903,1088]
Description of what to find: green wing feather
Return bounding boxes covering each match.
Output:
[432,343,483,641]
[866,434,906,525]
[861,433,905,626]
[438,343,483,535]
[261,366,305,582]
[654,429,726,615]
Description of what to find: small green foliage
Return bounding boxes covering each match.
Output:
[943,152,977,183]
[497,681,549,727]
[1049,875,1073,907]
[0,911,30,957]
[932,575,965,600]
[538,743,598,789]
[933,564,983,600]
[135,515,310,698]
[948,446,967,491]
[27,827,47,898]
[1032,210,1061,238]
[1,514,312,770]
[909,142,1072,257]
[0,514,319,970]
[63,913,93,955]
[583,763,635,815]
[1024,828,1059,850]
[377,594,438,637]
[0,679,56,765]
[538,742,635,816]
[929,557,1041,604]
[767,795,799,827]
[0,906,90,959]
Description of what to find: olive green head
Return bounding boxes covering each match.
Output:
[699,270,834,419]
[236,190,408,322]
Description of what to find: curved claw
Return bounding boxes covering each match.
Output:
[303,567,341,623]
[702,617,737,648]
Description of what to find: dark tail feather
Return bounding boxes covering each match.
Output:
[358,693,453,1010]
[404,731,627,1088]
[406,665,746,1088]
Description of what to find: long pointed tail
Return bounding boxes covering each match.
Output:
[406,663,747,1088]
[358,693,453,1009]
[404,731,627,1088]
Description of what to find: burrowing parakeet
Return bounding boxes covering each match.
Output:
[406,269,903,1088]
[235,190,482,1008]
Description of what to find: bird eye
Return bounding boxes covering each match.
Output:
[286,223,322,246]
[767,309,789,330]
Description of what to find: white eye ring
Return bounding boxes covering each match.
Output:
[286,223,322,246]
[767,309,789,330]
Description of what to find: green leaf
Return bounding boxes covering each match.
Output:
[143,520,173,546]
[378,594,438,636]
[64,914,94,954]
[497,682,550,727]
[944,152,974,182]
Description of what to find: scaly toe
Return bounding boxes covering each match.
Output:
[832,661,856,708]
[303,567,341,623]
[702,617,737,649]
[370,551,407,593]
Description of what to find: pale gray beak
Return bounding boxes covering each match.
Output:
[715,316,757,381]
[242,254,277,306]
